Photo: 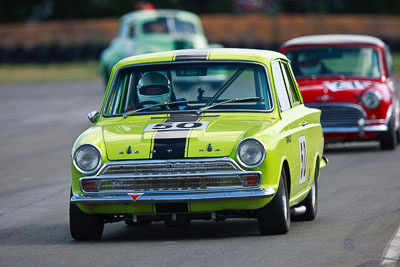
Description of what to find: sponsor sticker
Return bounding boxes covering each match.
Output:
[144,121,209,132]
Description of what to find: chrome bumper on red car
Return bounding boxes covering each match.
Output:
[323,124,387,134]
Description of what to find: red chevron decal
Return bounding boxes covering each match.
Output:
[128,193,144,201]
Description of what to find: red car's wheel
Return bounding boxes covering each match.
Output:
[380,117,397,150]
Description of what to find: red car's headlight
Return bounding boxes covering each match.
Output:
[361,90,381,110]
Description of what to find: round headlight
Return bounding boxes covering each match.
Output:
[73,145,102,173]
[237,138,266,168]
[362,90,381,109]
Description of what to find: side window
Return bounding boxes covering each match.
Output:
[106,77,124,115]
[106,72,131,115]
[281,62,300,105]
[272,61,291,112]
[129,24,136,38]
[384,46,394,77]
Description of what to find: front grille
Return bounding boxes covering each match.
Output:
[81,158,260,192]
[100,161,238,176]
[97,175,244,191]
[174,40,193,49]
[306,103,365,127]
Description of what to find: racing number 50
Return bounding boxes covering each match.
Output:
[144,121,210,132]
[152,122,204,130]
[298,135,307,184]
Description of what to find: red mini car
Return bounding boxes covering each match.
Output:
[280,34,399,150]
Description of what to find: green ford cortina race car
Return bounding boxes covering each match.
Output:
[70,48,328,240]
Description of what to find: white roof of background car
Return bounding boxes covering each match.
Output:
[282,34,386,47]
[121,9,198,22]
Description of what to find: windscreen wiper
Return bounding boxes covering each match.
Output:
[206,66,245,106]
[123,100,189,118]
[196,97,261,115]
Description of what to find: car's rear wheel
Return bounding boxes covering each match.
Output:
[69,201,104,241]
[296,161,318,221]
[257,168,290,235]
[380,118,396,150]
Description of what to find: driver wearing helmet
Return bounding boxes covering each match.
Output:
[137,72,172,107]
[297,52,326,76]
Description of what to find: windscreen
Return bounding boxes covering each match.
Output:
[104,63,272,116]
[142,17,197,34]
[285,47,381,78]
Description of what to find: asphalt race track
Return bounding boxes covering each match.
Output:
[0,80,399,266]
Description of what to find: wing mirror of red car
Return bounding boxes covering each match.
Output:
[88,110,100,123]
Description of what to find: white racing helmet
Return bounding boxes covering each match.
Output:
[137,72,171,104]
[298,53,322,76]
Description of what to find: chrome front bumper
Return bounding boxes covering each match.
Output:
[71,187,275,204]
[323,124,387,134]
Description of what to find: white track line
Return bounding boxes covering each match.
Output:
[381,224,400,266]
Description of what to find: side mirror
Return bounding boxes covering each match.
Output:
[88,110,100,123]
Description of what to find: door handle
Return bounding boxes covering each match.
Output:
[300,121,308,127]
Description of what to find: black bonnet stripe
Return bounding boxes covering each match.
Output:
[151,49,210,159]
[152,115,199,159]
[175,50,210,61]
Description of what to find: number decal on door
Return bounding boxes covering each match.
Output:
[299,135,307,184]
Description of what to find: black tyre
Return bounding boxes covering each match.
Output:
[380,118,396,150]
[296,167,318,221]
[257,169,290,235]
[69,201,104,240]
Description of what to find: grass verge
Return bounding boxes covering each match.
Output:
[393,53,400,79]
[0,54,399,84]
[0,61,100,84]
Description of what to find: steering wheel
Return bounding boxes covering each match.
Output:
[137,101,164,109]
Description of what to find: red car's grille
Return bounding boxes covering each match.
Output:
[306,103,365,127]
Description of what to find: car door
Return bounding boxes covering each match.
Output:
[280,61,314,192]
[271,60,309,198]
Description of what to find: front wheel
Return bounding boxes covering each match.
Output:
[69,201,104,240]
[257,168,290,235]
[380,119,396,150]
